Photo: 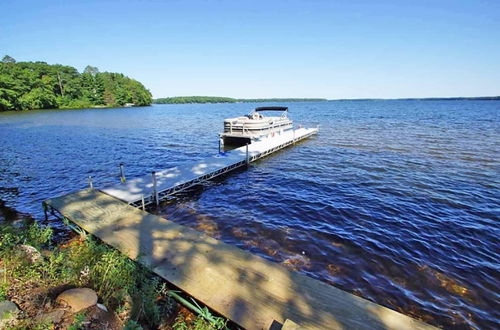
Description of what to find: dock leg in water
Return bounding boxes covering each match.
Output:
[152,171,159,206]
[119,163,126,183]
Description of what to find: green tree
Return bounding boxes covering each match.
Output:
[84,65,99,76]
[0,57,152,111]
[2,55,16,63]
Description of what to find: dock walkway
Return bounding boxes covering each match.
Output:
[44,189,436,330]
[101,127,317,206]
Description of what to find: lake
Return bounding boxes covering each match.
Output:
[0,101,498,329]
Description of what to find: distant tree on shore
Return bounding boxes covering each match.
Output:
[0,56,152,111]
[154,96,237,104]
[2,55,16,63]
[153,96,328,104]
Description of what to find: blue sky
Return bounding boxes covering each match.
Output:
[2,0,499,99]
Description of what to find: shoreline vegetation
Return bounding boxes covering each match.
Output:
[153,96,328,104]
[153,95,500,104]
[0,214,228,329]
[0,55,152,112]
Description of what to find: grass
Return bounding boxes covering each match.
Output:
[68,312,86,330]
[0,222,227,329]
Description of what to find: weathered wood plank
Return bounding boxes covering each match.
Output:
[45,189,437,330]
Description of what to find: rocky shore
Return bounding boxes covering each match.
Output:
[0,208,227,329]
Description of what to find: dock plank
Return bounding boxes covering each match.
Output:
[45,189,436,330]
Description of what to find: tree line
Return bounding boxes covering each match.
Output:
[0,55,152,111]
[154,96,237,104]
[153,96,328,104]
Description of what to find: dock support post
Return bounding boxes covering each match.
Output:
[246,144,249,165]
[218,138,221,154]
[152,171,159,206]
[43,203,48,221]
[88,176,93,189]
[141,194,145,211]
[119,163,126,183]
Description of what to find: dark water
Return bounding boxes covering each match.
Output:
[0,101,499,329]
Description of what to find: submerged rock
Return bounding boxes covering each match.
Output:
[16,244,42,264]
[56,288,98,313]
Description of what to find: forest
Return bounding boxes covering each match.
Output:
[0,55,152,111]
[154,96,327,104]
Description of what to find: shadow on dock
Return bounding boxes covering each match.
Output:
[44,189,436,330]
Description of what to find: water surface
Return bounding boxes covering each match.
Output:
[0,101,499,328]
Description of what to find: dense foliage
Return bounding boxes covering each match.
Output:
[154,96,237,104]
[0,222,223,329]
[0,55,152,111]
[154,96,328,104]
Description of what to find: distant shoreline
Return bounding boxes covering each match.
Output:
[331,96,500,101]
[153,96,328,104]
[153,95,500,104]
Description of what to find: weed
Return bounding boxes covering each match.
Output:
[0,279,8,300]
[124,319,143,330]
[0,222,52,252]
[173,314,190,330]
[25,223,53,249]
[91,248,136,303]
[169,291,227,330]
[173,313,216,330]
[193,317,215,330]
[0,222,216,329]
[135,276,161,325]
[68,312,86,330]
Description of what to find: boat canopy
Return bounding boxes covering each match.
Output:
[254,106,288,112]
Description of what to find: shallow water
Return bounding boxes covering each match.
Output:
[0,101,499,328]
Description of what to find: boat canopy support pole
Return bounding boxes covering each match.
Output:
[246,144,249,165]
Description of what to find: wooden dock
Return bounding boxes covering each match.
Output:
[44,189,437,330]
[101,127,318,207]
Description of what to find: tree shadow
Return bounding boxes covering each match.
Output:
[44,189,436,330]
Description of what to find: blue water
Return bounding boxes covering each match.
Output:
[0,101,499,329]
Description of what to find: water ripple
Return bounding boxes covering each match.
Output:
[1,101,499,328]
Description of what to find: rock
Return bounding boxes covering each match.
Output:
[16,244,42,264]
[96,303,108,312]
[0,300,19,320]
[35,309,65,324]
[56,288,98,313]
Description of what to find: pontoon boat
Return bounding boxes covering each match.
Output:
[220,106,293,146]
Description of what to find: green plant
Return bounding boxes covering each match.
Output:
[124,319,143,330]
[0,277,8,300]
[169,291,227,330]
[0,227,18,251]
[68,312,86,330]
[173,314,190,330]
[193,317,215,330]
[0,222,52,252]
[91,248,136,304]
[25,223,53,248]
